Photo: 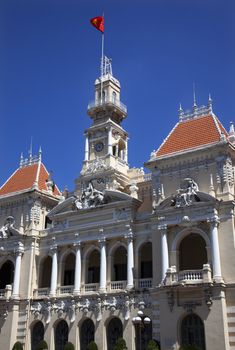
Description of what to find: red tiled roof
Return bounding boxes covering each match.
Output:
[0,162,61,196]
[156,114,228,157]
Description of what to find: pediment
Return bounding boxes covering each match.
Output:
[158,191,217,210]
[48,196,77,217]
[48,187,138,218]
[155,178,217,210]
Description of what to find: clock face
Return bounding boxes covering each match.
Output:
[95,142,104,152]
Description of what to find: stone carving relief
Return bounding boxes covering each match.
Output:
[81,158,109,175]
[0,216,20,238]
[31,293,151,324]
[171,178,200,208]
[75,182,105,209]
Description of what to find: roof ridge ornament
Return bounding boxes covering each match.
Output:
[18,147,42,168]
[178,99,214,122]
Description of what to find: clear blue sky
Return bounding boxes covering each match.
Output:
[0,0,235,191]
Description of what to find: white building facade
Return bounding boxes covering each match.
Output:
[0,58,235,350]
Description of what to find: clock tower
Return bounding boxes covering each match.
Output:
[76,56,139,194]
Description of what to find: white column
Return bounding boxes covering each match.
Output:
[12,246,24,298]
[50,246,58,296]
[74,242,81,295]
[99,236,107,292]
[209,218,222,282]
[126,226,134,289]
[84,134,89,161]
[160,224,169,282]
[108,128,112,155]
[124,139,128,163]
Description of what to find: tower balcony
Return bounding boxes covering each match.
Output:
[87,98,127,119]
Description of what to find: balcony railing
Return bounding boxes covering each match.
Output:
[110,281,127,290]
[138,278,153,289]
[165,264,212,286]
[178,270,203,282]
[88,99,127,114]
[33,278,153,298]
[34,288,50,298]
[58,285,74,295]
[84,283,99,292]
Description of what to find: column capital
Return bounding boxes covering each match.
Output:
[73,241,81,249]
[50,245,57,255]
[207,216,220,227]
[15,242,24,255]
[124,225,134,241]
[157,223,168,231]
[98,236,106,245]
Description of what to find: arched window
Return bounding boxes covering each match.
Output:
[39,256,52,288]
[179,234,207,270]
[80,318,95,350]
[31,321,44,350]
[181,314,205,350]
[117,139,125,159]
[87,250,100,284]
[63,253,75,286]
[112,91,117,104]
[139,242,153,278]
[0,260,14,289]
[107,317,123,350]
[55,320,68,350]
[112,246,127,281]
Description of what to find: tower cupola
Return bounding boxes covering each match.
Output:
[87,56,127,124]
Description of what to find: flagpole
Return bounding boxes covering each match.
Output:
[100,14,104,105]
[101,32,104,104]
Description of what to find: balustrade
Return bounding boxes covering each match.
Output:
[138,278,153,289]
[84,283,99,292]
[58,285,74,295]
[34,288,50,298]
[110,281,127,290]
[178,270,203,282]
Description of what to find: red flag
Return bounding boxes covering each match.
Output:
[90,16,104,33]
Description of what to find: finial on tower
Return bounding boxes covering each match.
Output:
[208,93,213,113]
[20,153,24,168]
[29,137,33,165]
[228,121,235,144]
[193,83,198,115]
[38,146,42,161]
[178,103,184,121]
